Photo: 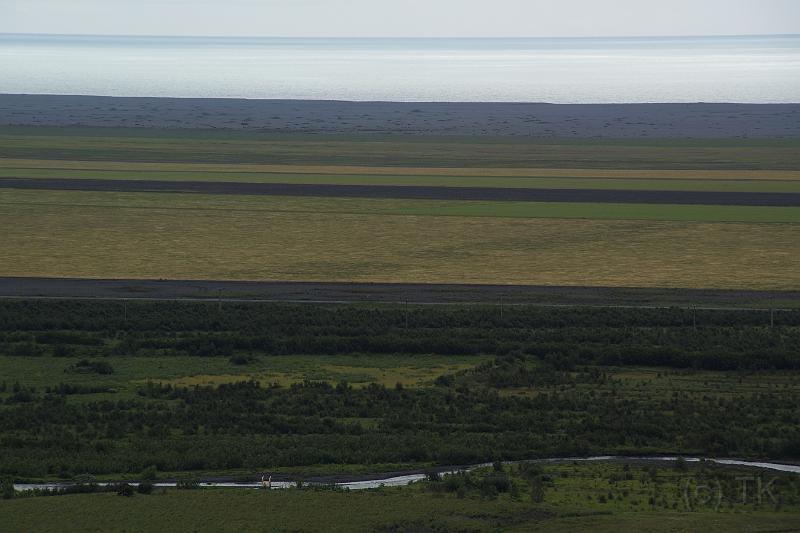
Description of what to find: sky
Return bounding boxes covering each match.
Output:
[1,0,799,38]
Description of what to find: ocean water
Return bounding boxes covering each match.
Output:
[0,33,798,103]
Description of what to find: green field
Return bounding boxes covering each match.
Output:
[4,188,800,222]
[4,346,799,407]
[1,188,798,288]
[0,353,485,399]
[1,126,800,169]
[3,462,799,533]
[6,157,800,178]
[3,126,800,533]
[1,126,798,290]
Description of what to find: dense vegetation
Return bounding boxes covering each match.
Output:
[1,300,799,479]
[2,300,799,370]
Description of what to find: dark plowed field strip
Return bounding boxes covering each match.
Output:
[2,177,800,206]
[1,277,799,309]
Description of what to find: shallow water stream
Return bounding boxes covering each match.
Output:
[14,456,800,492]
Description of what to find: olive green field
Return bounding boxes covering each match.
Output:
[0,353,486,399]
[3,462,800,533]
[1,188,798,288]
[5,161,800,193]
[2,126,799,169]
[2,120,800,533]
[1,127,799,290]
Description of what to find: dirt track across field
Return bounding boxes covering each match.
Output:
[1,277,799,309]
[3,177,800,206]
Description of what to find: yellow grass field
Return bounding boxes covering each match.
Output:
[2,132,798,169]
[3,157,800,180]
[144,360,483,389]
[1,189,798,289]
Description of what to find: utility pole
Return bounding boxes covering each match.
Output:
[404,300,409,329]
[218,288,223,312]
[692,307,697,330]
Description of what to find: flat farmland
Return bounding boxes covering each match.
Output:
[8,484,799,533]
[4,188,800,222]
[1,127,798,293]
[4,165,800,193]
[1,127,800,169]
[5,158,800,179]
[4,178,800,206]
[1,189,798,289]
[4,482,800,533]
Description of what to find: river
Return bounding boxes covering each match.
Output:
[14,456,800,492]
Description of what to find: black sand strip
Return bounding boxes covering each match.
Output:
[0,277,798,309]
[3,95,800,138]
[2,177,800,206]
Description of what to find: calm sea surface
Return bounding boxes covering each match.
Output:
[1,34,798,103]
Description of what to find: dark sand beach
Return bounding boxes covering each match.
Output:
[1,94,799,137]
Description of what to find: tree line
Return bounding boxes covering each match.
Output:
[1,300,799,370]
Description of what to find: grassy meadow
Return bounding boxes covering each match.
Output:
[6,156,800,178]
[3,462,800,533]
[4,162,800,193]
[0,353,485,398]
[5,188,800,222]
[2,125,800,533]
[2,127,799,169]
[1,188,798,288]
[1,126,798,290]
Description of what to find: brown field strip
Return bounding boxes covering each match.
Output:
[3,158,800,180]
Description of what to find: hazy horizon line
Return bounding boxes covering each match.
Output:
[3,92,800,105]
[3,31,799,41]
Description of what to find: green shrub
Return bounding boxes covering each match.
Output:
[115,483,134,497]
[229,355,254,365]
[443,472,469,493]
[1,477,14,500]
[140,465,158,481]
[482,472,511,494]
